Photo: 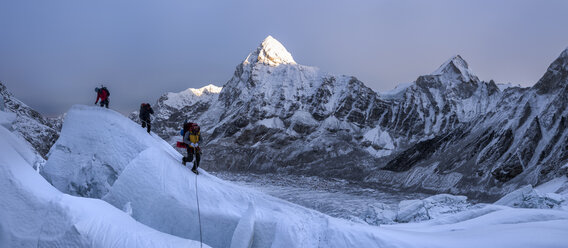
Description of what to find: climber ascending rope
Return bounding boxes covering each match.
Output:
[177,121,202,175]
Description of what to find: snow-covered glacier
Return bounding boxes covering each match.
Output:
[36,105,568,247]
[0,108,206,247]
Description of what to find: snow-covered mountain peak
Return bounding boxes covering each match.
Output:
[243,35,297,66]
[160,84,222,110]
[432,55,478,82]
[188,84,222,96]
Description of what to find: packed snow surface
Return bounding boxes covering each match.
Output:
[38,105,568,247]
[0,111,206,247]
[0,110,16,129]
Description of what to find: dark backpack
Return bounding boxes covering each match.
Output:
[182,122,200,136]
[139,103,152,118]
[140,103,150,110]
[101,87,110,96]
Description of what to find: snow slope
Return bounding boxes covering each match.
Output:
[42,105,568,248]
[0,112,206,247]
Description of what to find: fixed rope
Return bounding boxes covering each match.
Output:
[195,172,203,248]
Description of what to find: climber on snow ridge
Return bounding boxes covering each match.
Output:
[139,103,154,134]
[95,85,110,108]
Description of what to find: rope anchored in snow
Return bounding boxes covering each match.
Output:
[195,173,203,248]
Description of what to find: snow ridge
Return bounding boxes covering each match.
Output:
[163,84,222,109]
[189,84,222,96]
[0,112,206,248]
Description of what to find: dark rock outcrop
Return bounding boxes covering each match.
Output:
[0,82,60,158]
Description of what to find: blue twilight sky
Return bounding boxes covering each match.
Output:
[1,0,567,116]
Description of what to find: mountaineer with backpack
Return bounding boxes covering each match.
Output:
[180,121,202,174]
[139,103,154,134]
[95,86,110,108]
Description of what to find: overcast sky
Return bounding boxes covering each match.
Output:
[1,0,567,116]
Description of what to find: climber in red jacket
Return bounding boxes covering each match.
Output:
[95,86,110,108]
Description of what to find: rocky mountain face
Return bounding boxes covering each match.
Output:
[380,55,500,143]
[0,82,61,158]
[138,36,568,200]
[369,48,568,199]
[146,36,395,175]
